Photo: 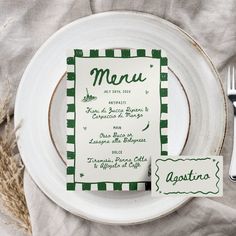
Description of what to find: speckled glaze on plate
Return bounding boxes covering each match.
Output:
[15,11,227,224]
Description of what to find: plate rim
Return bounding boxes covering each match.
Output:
[14,11,227,224]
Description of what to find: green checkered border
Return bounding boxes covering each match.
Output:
[66,49,168,191]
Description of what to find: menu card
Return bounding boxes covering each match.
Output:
[66,49,168,191]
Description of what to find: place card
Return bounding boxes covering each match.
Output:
[152,156,223,197]
[66,49,168,191]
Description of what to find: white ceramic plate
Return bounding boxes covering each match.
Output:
[49,69,190,162]
[15,11,227,224]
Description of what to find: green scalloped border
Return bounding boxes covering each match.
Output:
[155,157,220,195]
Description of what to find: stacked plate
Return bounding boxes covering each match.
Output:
[15,11,226,224]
